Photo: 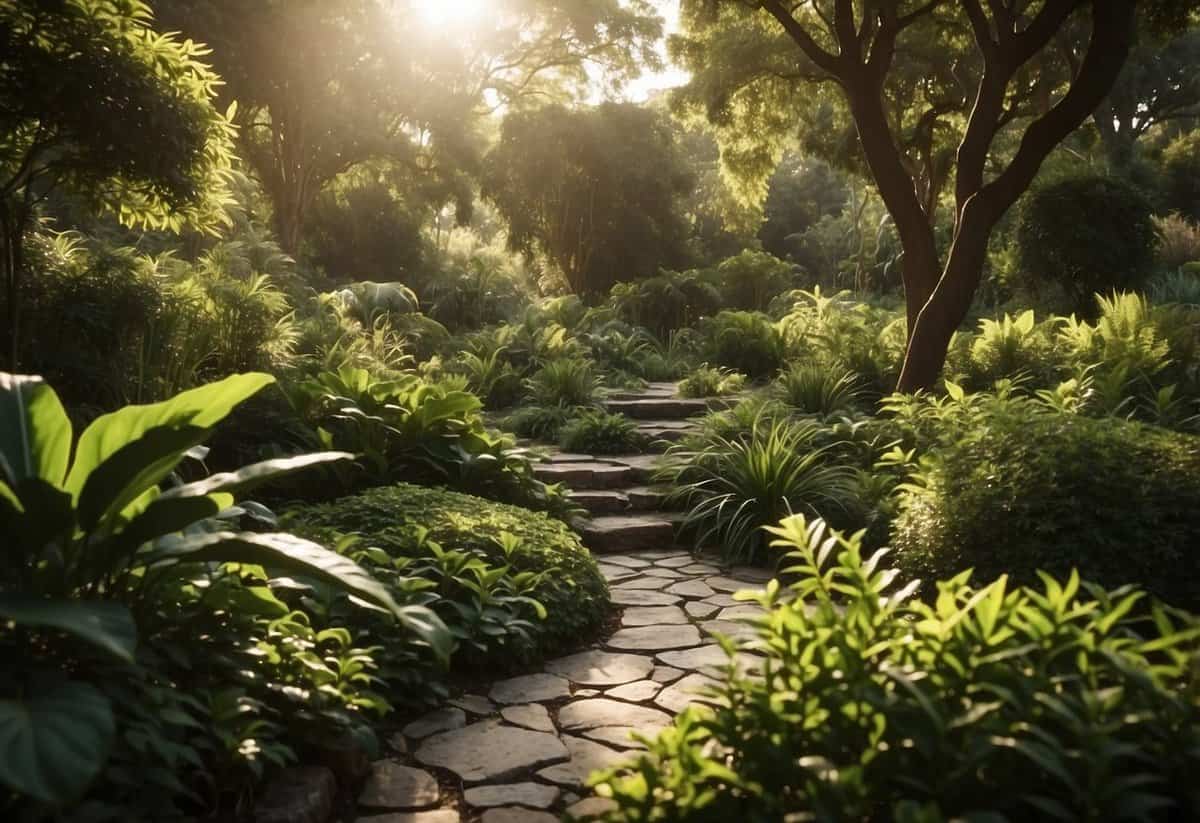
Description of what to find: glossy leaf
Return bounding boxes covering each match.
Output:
[159,451,353,500]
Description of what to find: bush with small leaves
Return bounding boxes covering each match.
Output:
[699,311,785,379]
[593,515,1200,822]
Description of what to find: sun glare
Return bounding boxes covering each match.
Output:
[412,0,487,29]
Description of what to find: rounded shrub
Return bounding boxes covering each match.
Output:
[594,516,1200,821]
[286,483,609,655]
[891,401,1200,609]
[1016,175,1158,312]
[558,410,649,455]
[1162,129,1200,222]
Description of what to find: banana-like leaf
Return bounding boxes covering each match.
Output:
[0,595,136,662]
[0,681,115,804]
[65,373,274,500]
[143,531,452,660]
[158,451,353,501]
[0,374,71,488]
[76,425,210,532]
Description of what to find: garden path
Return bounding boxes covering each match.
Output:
[349,384,774,823]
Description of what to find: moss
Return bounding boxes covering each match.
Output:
[285,483,610,655]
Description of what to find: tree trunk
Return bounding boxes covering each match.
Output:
[0,202,26,372]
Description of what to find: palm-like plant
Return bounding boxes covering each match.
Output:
[662,417,859,564]
[772,363,865,416]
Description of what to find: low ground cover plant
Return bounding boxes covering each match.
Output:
[677,364,746,398]
[559,410,650,455]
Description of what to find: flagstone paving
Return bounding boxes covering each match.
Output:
[350,384,778,822]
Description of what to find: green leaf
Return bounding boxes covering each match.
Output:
[76,425,210,531]
[0,596,136,662]
[144,531,453,661]
[65,373,274,499]
[159,452,353,500]
[0,374,72,487]
[0,681,115,804]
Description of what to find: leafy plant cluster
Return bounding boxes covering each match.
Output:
[0,372,450,819]
[593,516,1200,821]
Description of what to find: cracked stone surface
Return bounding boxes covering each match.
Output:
[654,673,724,713]
[358,761,440,810]
[607,624,703,651]
[489,673,571,704]
[545,651,654,686]
[609,589,681,607]
[665,579,716,598]
[650,665,684,683]
[684,601,720,620]
[415,721,567,783]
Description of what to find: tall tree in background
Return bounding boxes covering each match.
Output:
[0,0,235,368]
[483,103,694,295]
[674,1,1185,390]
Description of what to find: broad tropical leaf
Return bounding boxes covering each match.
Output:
[0,595,136,662]
[159,451,354,500]
[0,374,71,487]
[0,681,115,804]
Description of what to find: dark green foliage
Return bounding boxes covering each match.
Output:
[307,177,428,285]
[1162,129,1200,222]
[483,102,694,295]
[595,516,1200,821]
[699,311,785,380]
[608,269,722,337]
[559,411,649,455]
[285,483,609,658]
[711,249,797,311]
[891,399,1200,609]
[502,404,578,441]
[1017,175,1159,312]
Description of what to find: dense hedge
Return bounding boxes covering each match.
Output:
[286,483,610,656]
[891,404,1200,609]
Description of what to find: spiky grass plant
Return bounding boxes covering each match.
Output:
[772,363,865,417]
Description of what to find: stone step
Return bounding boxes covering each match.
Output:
[604,453,665,484]
[568,490,630,515]
[626,486,672,511]
[533,461,633,489]
[603,398,710,420]
[578,514,678,554]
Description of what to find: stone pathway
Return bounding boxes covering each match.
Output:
[350,383,772,823]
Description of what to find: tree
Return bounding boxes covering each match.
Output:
[482,102,694,296]
[673,1,1179,390]
[154,0,663,257]
[0,0,235,369]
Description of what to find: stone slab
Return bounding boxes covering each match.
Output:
[463,782,559,809]
[500,703,555,733]
[544,650,654,686]
[358,761,439,810]
[489,673,571,705]
[415,720,567,784]
[607,624,703,651]
[609,589,681,607]
[402,708,465,740]
[620,605,689,627]
[558,698,672,732]
[604,680,662,702]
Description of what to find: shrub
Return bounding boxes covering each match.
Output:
[891,399,1200,609]
[661,417,859,564]
[285,483,609,657]
[772,362,865,416]
[1153,213,1200,270]
[711,249,796,311]
[1016,175,1158,312]
[594,515,1200,821]
[677,365,746,398]
[526,357,600,407]
[502,403,578,441]
[965,309,1058,387]
[607,269,721,337]
[699,310,785,379]
[559,410,650,455]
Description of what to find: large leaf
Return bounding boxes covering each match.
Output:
[143,530,452,660]
[158,451,354,501]
[0,374,71,488]
[76,425,210,532]
[0,681,115,804]
[0,595,136,662]
[65,373,274,499]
